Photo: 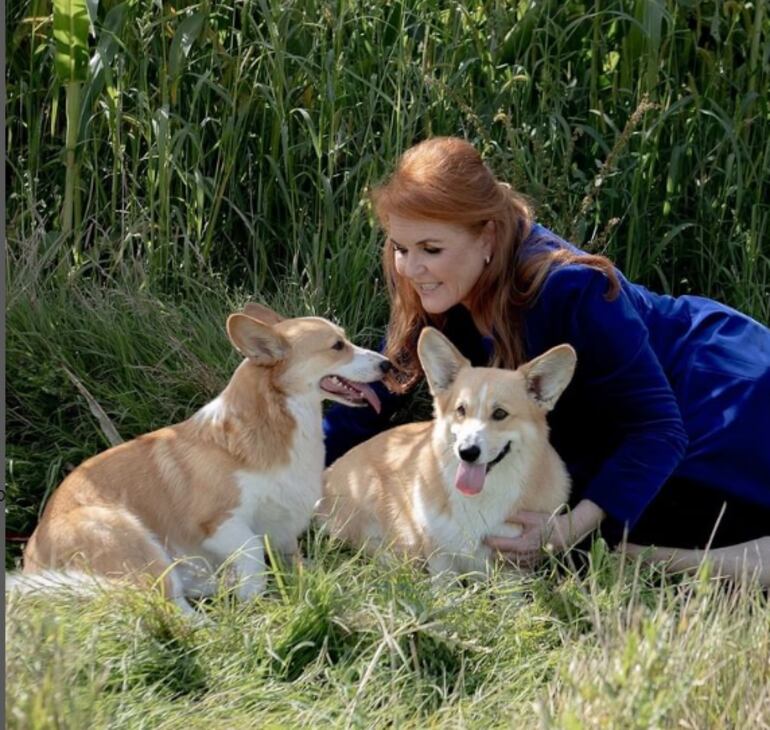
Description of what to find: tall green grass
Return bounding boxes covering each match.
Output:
[7,0,769,314]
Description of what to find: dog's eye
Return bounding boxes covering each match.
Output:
[492,408,508,421]
[456,405,466,418]
[331,340,345,351]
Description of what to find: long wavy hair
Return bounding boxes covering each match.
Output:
[371,137,620,393]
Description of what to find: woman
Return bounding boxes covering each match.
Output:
[323,137,770,585]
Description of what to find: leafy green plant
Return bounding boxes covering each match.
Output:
[52,0,91,241]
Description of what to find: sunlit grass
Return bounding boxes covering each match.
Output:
[6,539,769,729]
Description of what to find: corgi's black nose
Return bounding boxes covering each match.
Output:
[379,360,393,374]
[459,445,481,463]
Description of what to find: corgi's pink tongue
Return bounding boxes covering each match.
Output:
[320,376,382,413]
[455,461,486,495]
[354,382,382,414]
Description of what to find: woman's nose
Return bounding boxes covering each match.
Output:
[404,252,425,278]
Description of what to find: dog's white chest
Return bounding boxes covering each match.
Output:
[433,494,507,551]
[232,398,324,544]
[422,461,524,570]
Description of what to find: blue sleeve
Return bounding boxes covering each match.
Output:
[543,266,689,529]
[323,380,405,466]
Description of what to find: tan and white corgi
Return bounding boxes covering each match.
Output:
[17,304,390,615]
[318,327,575,578]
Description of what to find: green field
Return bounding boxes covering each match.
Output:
[6,1,770,727]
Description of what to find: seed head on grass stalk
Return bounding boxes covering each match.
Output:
[571,94,659,246]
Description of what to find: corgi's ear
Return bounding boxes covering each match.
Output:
[227,313,288,364]
[520,344,577,411]
[417,327,471,395]
[242,302,284,326]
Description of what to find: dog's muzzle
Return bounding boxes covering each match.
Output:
[485,441,511,473]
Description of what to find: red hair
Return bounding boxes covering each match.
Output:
[371,137,619,392]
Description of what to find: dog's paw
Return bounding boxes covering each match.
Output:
[429,569,461,590]
[235,573,267,601]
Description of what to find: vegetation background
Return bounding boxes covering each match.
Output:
[5,0,770,727]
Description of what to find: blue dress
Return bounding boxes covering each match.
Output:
[324,224,770,547]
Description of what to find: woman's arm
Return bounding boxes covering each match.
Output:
[488,264,689,560]
[556,266,689,530]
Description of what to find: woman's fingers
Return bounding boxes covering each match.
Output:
[485,535,524,552]
[504,510,546,527]
[485,529,540,553]
[485,528,549,569]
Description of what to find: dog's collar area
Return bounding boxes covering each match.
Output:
[485,441,511,473]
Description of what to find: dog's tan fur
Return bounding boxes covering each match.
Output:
[319,327,575,577]
[20,304,389,613]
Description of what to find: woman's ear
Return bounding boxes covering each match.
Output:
[481,220,496,260]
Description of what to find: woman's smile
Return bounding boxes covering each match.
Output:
[387,214,493,314]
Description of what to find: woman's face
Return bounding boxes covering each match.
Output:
[387,214,493,314]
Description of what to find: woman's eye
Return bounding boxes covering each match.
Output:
[392,242,406,255]
[332,340,345,351]
[456,405,466,418]
[424,247,442,255]
[492,408,508,421]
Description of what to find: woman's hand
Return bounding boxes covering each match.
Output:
[484,499,606,569]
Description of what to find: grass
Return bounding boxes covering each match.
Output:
[5,0,770,726]
[6,539,770,729]
[6,0,769,315]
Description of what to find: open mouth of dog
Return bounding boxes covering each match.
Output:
[320,375,382,413]
[455,441,512,496]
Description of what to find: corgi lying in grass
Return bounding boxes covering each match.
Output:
[16,304,390,616]
[318,327,575,579]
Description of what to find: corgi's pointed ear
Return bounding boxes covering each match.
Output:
[227,313,288,364]
[242,302,284,326]
[520,344,577,411]
[417,327,470,395]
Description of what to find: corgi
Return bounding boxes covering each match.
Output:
[318,327,575,579]
[16,304,390,615]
